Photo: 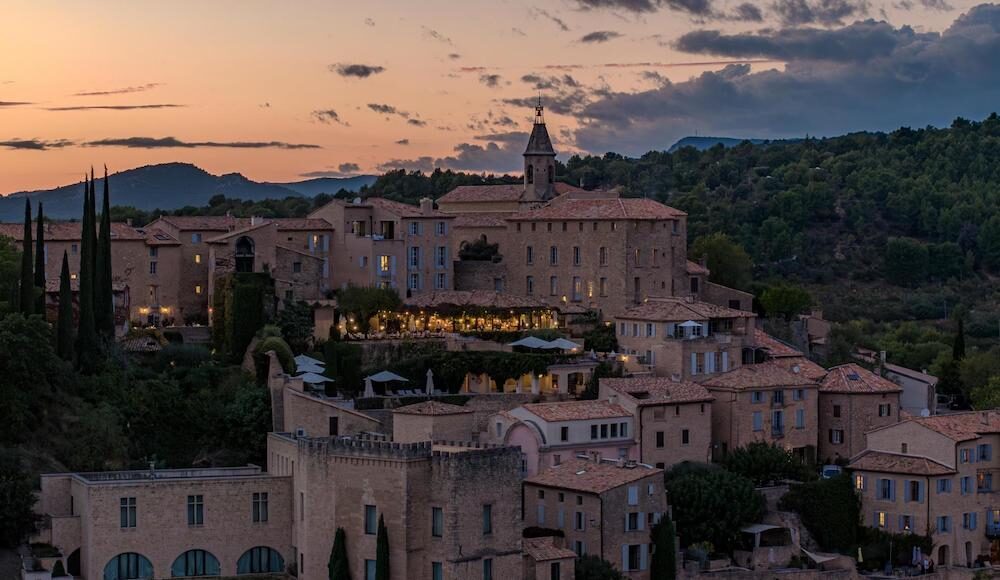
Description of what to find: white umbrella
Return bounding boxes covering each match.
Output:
[295,372,333,385]
[295,354,325,367]
[296,361,326,374]
[509,336,552,349]
[549,338,581,350]
[678,320,702,328]
[426,369,435,395]
[366,370,410,383]
[363,376,375,398]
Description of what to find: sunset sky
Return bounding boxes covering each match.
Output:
[2,0,997,193]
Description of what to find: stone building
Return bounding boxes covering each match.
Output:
[523,457,666,579]
[309,197,455,295]
[598,377,714,469]
[488,400,638,477]
[613,297,757,380]
[817,363,902,463]
[850,411,1000,567]
[702,360,820,461]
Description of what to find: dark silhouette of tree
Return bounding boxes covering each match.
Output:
[19,199,33,315]
[57,251,74,361]
[328,527,351,580]
[375,514,390,580]
[574,555,625,580]
[690,233,753,291]
[953,317,966,362]
[95,168,115,337]
[650,518,678,580]
[77,175,99,372]
[34,202,45,313]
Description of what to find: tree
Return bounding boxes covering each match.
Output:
[458,237,500,261]
[34,202,45,312]
[970,376,1000,410]
[375,514,390,580]
[722,442,814,485]
[0,452,38,548]
[77,176,99,372]
[57,251,74,361]
[650,518,677,580]
[664,463,765,551]
[275,300,315,353]
[960,347,1000,394]
[95,168,115,337]
[884,237,929,287]
[690,233,753,290]
[574,555,625,580]
[19,199,33,315]
[0,235,20,315]
[337,286,402,336]
[51,561,66,577]
[953,317,966,362]
[778,474,860,552]
[328,527,351,580]
[758,284,812,321]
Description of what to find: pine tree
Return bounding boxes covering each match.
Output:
[650,518,678,580]
[375,515,390,580]
[57,251,74,361]
[34,202,45,313]
[19,199,33,315]
[95,167,114,337]
[328,527,351,580]
[77,175,98,371]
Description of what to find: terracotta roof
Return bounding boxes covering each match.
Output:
[753,329,803,358]
[508,196,686,221]
[769,356,828,382]
[367,197,452,218]
[404,290,551,310]
[521,400,631,422]
[205,221,272,243]
[525,458,662,494]
[0,221,146,241]
[138,228,181,245]
[703,360,818,390]
[600,377,713,405]
[848,450,954,476]
[686,260,710,275]
[394,401,472,416]
[617,297,755,322]
[453,213,511,228]
[900,411,1000,442]
[523,538,577,562]
[884,363,939,386]
[822,364,902,394]
[272,218,334,231]
[438,182,584,204]
[156,215,249,231]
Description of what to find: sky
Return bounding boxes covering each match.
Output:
[1,0,997,193]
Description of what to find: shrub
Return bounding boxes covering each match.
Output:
[778,473,859,552]
[255,336,296,377]
[722,442,815,485]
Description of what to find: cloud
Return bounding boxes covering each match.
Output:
[0,101,32,107]
[573,0,717,17]
[312,109,348,125]
[368,103,409,117]
[376,132,531,174]
[896,0,953,9]
[772,0,869,25]
[338,162,360,173]
[479,73,505,88]
[531,8,571,31]
[364,17,376,26]
[84,137,320,149]
[473,131,530,146]
[330,63,386,78]
[0,138,74,150]
[580,30,623,43]
[573,0,663,12]
[512,27,528,36]
[731,2,765,20]
[300,162,363,178]
[520,74,582,90]
[395,138,411,145]
[376,156,435,172]
[73,83,161,97]
[448,53,462,59]
[674,20,929,62]
[422,26,453,44]
[574,4,1000,156]
[45,104,183,111]
[407,118,428,127]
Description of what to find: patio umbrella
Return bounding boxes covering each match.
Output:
[549,338,581,350]
[366,370,410,383]
[295,372,333,385]
[295,354,325,367]
[678,320,702,328]
[508,336,552,349]
[426,369,435,395]
[295,361,326,374]
[363,376,375,398]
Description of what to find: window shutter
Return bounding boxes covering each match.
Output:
[638,512,645,531]
[890,480,897,502]
[640,545,648,571]
[904,481,912,502]
[558,509,565,529]
[690,353,698,375]
[722,351,729,371]
[898,515,905,530]
[622,546,629,571]
[666,323,675,337]
[538,505,545,525]
[972,513,978,530]
[706,352,716,373]
[624,513,630,532]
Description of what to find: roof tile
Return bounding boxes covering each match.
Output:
[618,297,755,322]
[821,364,902,394]
[600,377,713,405]
[525,458,662,494]
[521,400,631,422]
[848,450,954,476]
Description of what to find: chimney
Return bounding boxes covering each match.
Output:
[126,218,133,226]
[419,197,434,214]
[792,364,801,374]
[608,393,618,405]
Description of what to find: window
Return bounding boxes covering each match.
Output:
[979,471,993,492]
[682,429,690,445]
[482,504,493,535]
[752,411,763,431]
[655,431,665,448]
[483,558,493,580]
[537,503,546,524]
[432,562,443,580]
[832,405,841,418]
[71,243,78,255]
[575,511,586,531]
[875,511,887,528]
[964,512,978,530]
[690,277,700,293]
[621,422,627,437]
[549,276,558,296]
[408,246,421,268]
[627,485,639,505]
[878,403,892,417]
[409,273,420,291]
[172,550,220,577]
[432,507,444,537]
[149,247,158,258]
[194,253,202,264]
[795,408,805,429]
[961,476,972,495]
[573,246,581,266]
[599,277,607,296]
[572,277,582,301]
[561,426,569,441]
[436,221,447,236]
[435,246,447,268]
[772,390,785,405]
[829,429,844,444]
[878,478,896,500]
[293,261,302,273]
[365,559,377,580]
[601,424,608,438]
[120,497,137,528]
[625,545,642,572]
[937,478,952,494]
[526,276,534,295]
[149,261,157,274]
[900,514,913,532]
[187,495,204,526]
[329,416,339,436]
[907,480,923,502]
[937,516,951,532]
[435,273,447,290]
[252,492,269,523]
[105,553,153,580]
[793,389,805,401]
[855,474,866,491]
[409,222,421,236]
[364,505,377,534]
[192,233,202,243]
[550,562,561,580]
[611,423,619,438]
[195,285,202,295]
[526,246,534,264]
[626,512,640,531]
[549,246,558,265]
[379,255,391,273]
[591,425,598,439]
[599,247,608,266]
[553,454,562,466]
[751,391,764,403]
[979,444,993,461]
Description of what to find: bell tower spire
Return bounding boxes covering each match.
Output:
[523,100,557,202]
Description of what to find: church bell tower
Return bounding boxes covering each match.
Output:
[523,99,557,202]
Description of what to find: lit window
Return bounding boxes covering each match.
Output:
[194,254,202,264]
[195,285,202,295]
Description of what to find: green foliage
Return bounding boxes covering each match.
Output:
[0,452,38,548]
[960,346,1000,393]
[255,336,297,376]
[51,560,66,577]
[582,323,618,353]
[95,173,115,337]
[152,344,212,371]
[324,340,364,395]
[0,235,21,315]
[374,350,565,394]
[664,463,765,551]
[971,376,1000,410]
[336,286,402,335]
[275,300,315,353]
[650,518,678,580]
[857,528,932,572]
[34,203,45,313]
[329,527,351,580]
[884,237,929,288]
[759,284,812,321]
[216,273,273,362]
[77,179,99,372]
[690,233,753,290]
[360,168,518,204]
[574,555,625,580]
[57,251,74,361]
[375,514,390,580]
[458,237,501,261]
[778,474,859,552]
[722,442,815,485]
[459,328,562,344]
[19,199,34,315]
[581,361,623,400]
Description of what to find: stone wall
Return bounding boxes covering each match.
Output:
[454,260,508,292]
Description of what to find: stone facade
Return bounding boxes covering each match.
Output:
[817,364,902,463]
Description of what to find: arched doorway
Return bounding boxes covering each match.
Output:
[104,552,153,580]
[235,236,255,273]
[938,545,950,567]
[965,541,973,567]
[171,549,220,577]
[67,549,81,577]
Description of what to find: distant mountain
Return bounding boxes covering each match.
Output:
[668,136,768,152]
[0,162,377,221]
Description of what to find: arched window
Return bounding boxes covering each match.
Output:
[237,547,284,575]
[235,236,255,273]
[171,550,220,577]
[67,549,81,577]
[526,165,534,184]
[104,553,153,580]
[548,164,554,184]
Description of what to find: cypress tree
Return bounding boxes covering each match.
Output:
[57,251,74,361]
[650,518,678,580]
[953,317,966,362]
[95,167,114,336]
[77,175,98,371]
[375,515,389,580]
[19,199,33,315]
[34,202,45,313]
[328,527,351,580]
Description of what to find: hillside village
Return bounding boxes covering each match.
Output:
[3,106,998,580]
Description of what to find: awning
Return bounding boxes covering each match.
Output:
[366,371,410,383]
